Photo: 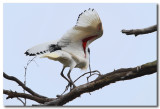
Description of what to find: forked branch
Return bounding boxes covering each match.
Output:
[43,60,157,106]
[3,60,157,106]
[3,90,54,104]
[3,72,47,99]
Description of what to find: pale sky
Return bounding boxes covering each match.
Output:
[3,3,157,106]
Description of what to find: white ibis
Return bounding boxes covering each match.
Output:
[25,8,103,88]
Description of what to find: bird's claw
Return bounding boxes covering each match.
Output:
[69,82,76,90]
[60,82,76,95]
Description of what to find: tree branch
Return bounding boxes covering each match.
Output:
[4,60,157,106]
[121,25,157,36]
[43,60,157,106]
[3,90,54,104]
[3,72,47,99]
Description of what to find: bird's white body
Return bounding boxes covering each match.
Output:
[42,50,89,70]
[25,8,103,87]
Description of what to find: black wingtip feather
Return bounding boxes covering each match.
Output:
[29,53,36,56]
[25,49,50,56]
[76,8,95,26]
[24,51,29,56]
[25,51,36,56]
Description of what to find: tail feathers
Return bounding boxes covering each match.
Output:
[24,40,58,56]
[76,8,101,28]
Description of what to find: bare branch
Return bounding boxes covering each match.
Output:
[17,97,25,105]
[3,90,54,104]
[122,25,157,36]
[23,56,37,106]
[4,60,157,106]
[43,60,157,106]
[3,72,47,98]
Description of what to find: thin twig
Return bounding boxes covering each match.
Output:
[4,90,53,104]
[88,48,92,76]
[75,70,101,83]
[17,97,25,105]
[23,56,37,106]
[87,73,99,83]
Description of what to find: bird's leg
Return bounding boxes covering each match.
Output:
[87,48,92,95]
[89,60,92,76]
[59,67,73,96]
[88,48,92,77]
[87,47,93,83]
[67,69,76,88]
[88,61,92,83]
[61,70,75,95]
[60,67,71,84]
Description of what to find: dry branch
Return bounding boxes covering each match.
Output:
[3,60,157,106]
[122,25,157,36]
[3,72,47,98]
[44,60,157,106]
[3,90,53,104]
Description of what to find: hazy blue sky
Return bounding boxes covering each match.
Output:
[3,3,157,106]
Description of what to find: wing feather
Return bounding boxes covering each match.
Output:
[25,9,103,58]
[57,9,103,57]
[59,8,103,47]
[24,40,59,56]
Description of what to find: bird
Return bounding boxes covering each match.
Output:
[24,8,103,89]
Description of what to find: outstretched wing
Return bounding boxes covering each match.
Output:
[58,8,103,56]
[25,9,103,57]
[59,8,103,43]
[24,40,61,56]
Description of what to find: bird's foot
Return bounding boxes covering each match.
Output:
[71,83,76,88]
[69,82,76,91]
[60,82,76,95]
